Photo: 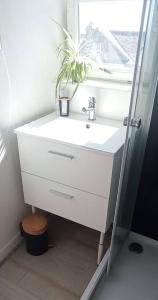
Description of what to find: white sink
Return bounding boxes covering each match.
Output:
[35,117,119,145]
[16,113,126,153]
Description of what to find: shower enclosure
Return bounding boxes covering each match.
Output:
[81,0,158,298]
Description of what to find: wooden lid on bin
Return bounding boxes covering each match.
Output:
[22,214,48,236]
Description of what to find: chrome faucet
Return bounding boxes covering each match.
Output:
[82,97,96,121]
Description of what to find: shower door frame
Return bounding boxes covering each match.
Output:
[81,0,158,298]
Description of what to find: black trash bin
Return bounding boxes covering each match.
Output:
[22,214,48,256]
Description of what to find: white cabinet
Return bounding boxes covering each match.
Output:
[18,135,113,198]
[15,112,125,264]
[21,172,108,232]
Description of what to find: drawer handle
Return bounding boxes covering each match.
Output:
[48,150,74,160]
[49,189,74,200]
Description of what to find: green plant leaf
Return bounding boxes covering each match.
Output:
[51,18,111,100]
[50,18,75,46]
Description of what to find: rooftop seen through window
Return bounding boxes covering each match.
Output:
[79,0,144,79]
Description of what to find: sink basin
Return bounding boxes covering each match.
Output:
[31,117,119,145]
[16,113,126,153]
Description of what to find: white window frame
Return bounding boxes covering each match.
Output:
[67,0,142,84]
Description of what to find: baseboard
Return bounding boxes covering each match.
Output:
[0,231,22,263]
[130,231,158,248]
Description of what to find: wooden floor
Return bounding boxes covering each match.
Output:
[0,215,111,300]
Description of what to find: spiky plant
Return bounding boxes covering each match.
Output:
[51,19,110,100]
[51,19,92,100]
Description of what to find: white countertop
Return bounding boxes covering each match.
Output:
[15,112,126,154]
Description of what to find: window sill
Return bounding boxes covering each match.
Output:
[55,78,132,92]
[80,79,132,92]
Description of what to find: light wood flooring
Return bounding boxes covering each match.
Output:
[0,215,111,300]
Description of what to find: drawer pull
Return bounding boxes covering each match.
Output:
[49,189,74,200]
[48,150,74,160]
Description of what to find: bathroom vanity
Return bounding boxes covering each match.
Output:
[15,112,126,264]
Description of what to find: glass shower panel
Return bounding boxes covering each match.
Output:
[107,0,158,273]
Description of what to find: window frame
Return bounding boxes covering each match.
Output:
[67,0,142,84]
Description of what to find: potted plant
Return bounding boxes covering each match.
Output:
[51,19,110,116]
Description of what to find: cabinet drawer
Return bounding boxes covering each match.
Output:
[17,135,113,197]
[22,172,108,232]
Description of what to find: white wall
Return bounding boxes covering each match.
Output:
[0,0,131,260]
[0,0,66,260]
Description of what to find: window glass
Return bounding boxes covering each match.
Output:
[79,0,144,79]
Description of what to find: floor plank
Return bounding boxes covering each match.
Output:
[0,259,27,284]
[0,215,111,299]
[0,277,38,300]
[18,271,78,300]
[11,242,95,297]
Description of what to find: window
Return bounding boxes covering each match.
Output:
[68,0,144,82]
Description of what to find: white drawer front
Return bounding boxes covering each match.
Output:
[18,135,113,197]
[22,172,108,232]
